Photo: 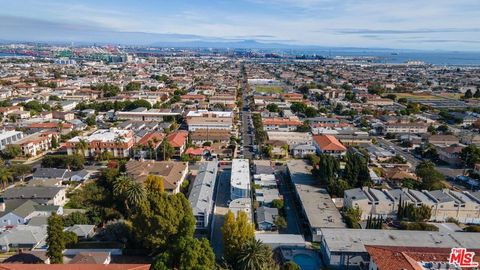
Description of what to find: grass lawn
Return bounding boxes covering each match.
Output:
[391,92,444,100]
[254,85,284,94]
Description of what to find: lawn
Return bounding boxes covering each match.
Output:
[391,93,445,100]
[254,85,284,94]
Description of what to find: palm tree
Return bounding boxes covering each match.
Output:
[75,139,88,157]
[236,239,276,270]
[147,140,154,160]
[125,182,146,209]
[152,137,160,160]
[113,176,145,211]
[0,167,14,189]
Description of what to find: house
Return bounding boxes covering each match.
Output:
[428,134,459,146]
[256,206,279,231]
[435,144,464,167]
[125,160,188,194]
[66,170,91,182]
[0,200,62,227]
[65,224,96,239]
[312,135,347,156]
[344,187,395,219]
[383,167,418,183]
[69,252,111,264]
[190,129,231,145]
[262,117,303,132]
[65,129,135,158]
[165,130,189,156]
[291,144,316,158]
[0,225,47,252]
[14,132,55,158]
[3,250,50,264]
[32,168,69,180]
[185,110,233,131]
[1,186,67,206]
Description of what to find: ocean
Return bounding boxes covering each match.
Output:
[304,49,480,66]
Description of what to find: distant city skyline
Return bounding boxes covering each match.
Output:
[0,0,479,50]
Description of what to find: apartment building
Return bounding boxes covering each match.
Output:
[0,130,24,150]
[115,108,180,121]
[262,117,303,132]
[185,110,233,132]
[14,132,55,157]
[65,129,134,158]
[384,123,428,134]
[189,161,218,231]
[344,187,480,223]
[231,159,251,200]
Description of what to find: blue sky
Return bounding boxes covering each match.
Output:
[0,0,479,50]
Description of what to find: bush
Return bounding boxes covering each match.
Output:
[399,222,438,231]
[464,225,480,232]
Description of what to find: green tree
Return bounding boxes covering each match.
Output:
[125,81,141,91]
[290,102,307,114]
[1,144,22,159]
[327,179,351,198]
[63,212,89,227]
[415,161,444,190]
[236,239,277,270]
[274,216,287,230]
[474,89,480,98]
[133,192,195,252]
[282,261,301,270]
[367,84,385,95]
[144,175,165,194]
[222,211,255,262]
[304,107,318,118]
[9,164,32,182]
[464,89,473,99]
[266,104,279,113]
[151,237,215,270]
[317,154,339,183]
[159,140,175,160]
[47,213,65,264]
[343,207,362,229]
[113,176,146,212]
[51,135,59,149]
[344,149,372,188]
[85,115,96,126]
[460,144,480,168]
[0,166,14,188]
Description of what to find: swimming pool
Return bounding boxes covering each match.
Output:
[293,253,319,270]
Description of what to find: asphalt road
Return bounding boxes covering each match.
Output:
[211,169,231,257]
[275,167,302,235]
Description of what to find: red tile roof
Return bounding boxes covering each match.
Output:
[166,130,189,148]
[28,122,73,129]
[137,132,165,147]
[313,135,346,151]
[262,118,302,126]
[366,245,480,270]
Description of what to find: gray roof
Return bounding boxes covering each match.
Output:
[32,168,68,179]
[5,200,38,218]
[1,186,64,200]
[189,161,218,216]
[27,216,49,226]
[344,188,369,201]
[287,160,345,230]
[65,224,95,237]
[256,206,278,224]
[321,228,480,253]
[0,225,47,248]
[427,190,458,204]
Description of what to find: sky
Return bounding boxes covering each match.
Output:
[0,0,479,50]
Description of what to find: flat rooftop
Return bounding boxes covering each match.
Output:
[287,160,346,230]
[321,228,480,253]
[231,159,250,190]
